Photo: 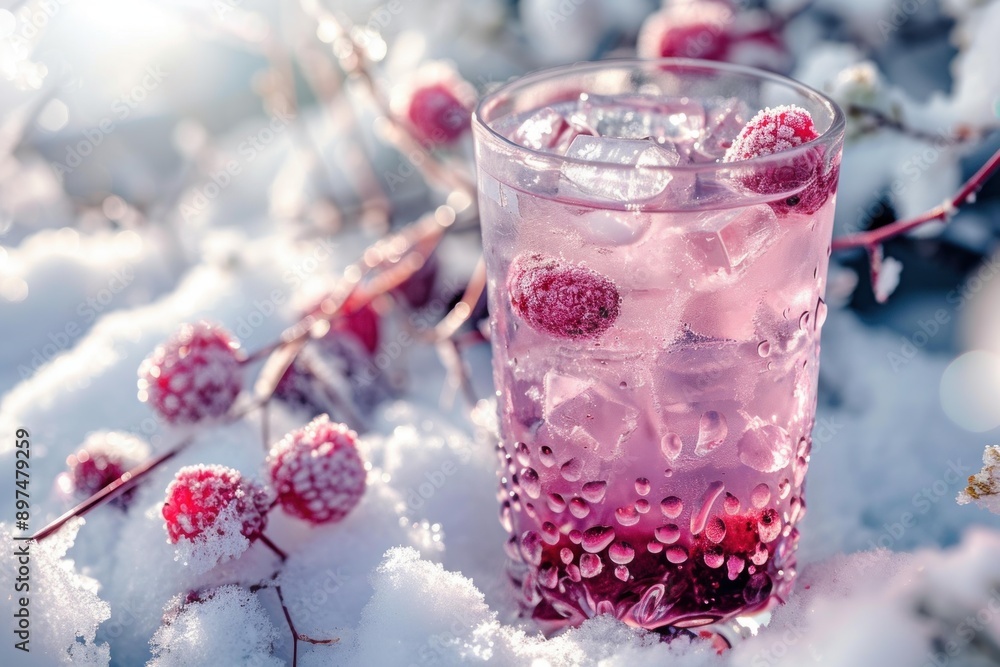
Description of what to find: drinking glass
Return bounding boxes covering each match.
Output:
[473,58,845,634]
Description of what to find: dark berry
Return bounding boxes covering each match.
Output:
[63,431,150,507]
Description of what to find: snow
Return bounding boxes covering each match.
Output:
[958,446,1000,515]
[147,585,283,667]
[0,519,110,665]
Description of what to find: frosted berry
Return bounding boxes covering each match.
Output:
[723,105,836,216]
[274,297,386,417]
[62,431,150,506]
[138,322,244,424]
[391,62,476,146]
[162,464,271,544]
[267,415,367,524]
[508,253,620,339]
[638,3,734,61]
[724,105,818,162]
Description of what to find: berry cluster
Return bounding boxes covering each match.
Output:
[159,415,367,570]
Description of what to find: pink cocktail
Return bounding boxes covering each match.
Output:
[473,60,845,633]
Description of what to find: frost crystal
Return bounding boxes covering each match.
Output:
[957,445,1000,514]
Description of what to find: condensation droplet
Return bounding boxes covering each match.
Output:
[614,565,630,581]
[661,496,683,519]
[705,516,726,543]
[757,341,771,357]
[665,546,689,564]
[647,541,664,554]
[661,432,683,460]
[568,529,583,544]
[695,411,728,456]
[515,442,531,467]
[751,483,771,508]
[582,525,616,553]
[539,565,558,588]
[615,505,641,526]
[580,553,603,578]
[723,493,741,515]
[635,499,650,514]
[635,478,651,496]
[690,481,725,535]
[704,546,725,568]
[547,493,567,513]
[541,521,559,544]
[757,508,781,543]
[569,497,591,518]
[520,467,541,499]
[816,297,828,329]
[499,501,512,532]
[655,524,680,544]
[778,478,791,499]
[727,555,745,580]
[560,547,574,564]
[566,564,582,582]
[520,531,543,566]
[581,480,608,503]
[798,311,811,330]
[561,458,583,482]
[609,541,635,565]
[750,542,769,566]
[539,446,556,467]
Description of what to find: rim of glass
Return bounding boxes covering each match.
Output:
[473,57,846,173]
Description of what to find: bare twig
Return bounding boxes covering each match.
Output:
[832,146,1000,252]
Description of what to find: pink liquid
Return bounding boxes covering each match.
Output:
[478,96,836,633]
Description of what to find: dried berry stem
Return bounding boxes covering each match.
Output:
[831,146,1000,252]
[274,584,339,666]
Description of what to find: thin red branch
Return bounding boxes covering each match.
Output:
[31,445,185,541]
[832,146,1000,252]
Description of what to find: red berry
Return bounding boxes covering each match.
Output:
[392,63,475,146]
[638,3,735,61]
[267,415,367,524]
[335,298,380,355]
[723,105,836,216]
[162,464,271,544]
[64,431,149,505]
[138,322,244,424]
[407,83,471,145]
[508,254,621,339]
